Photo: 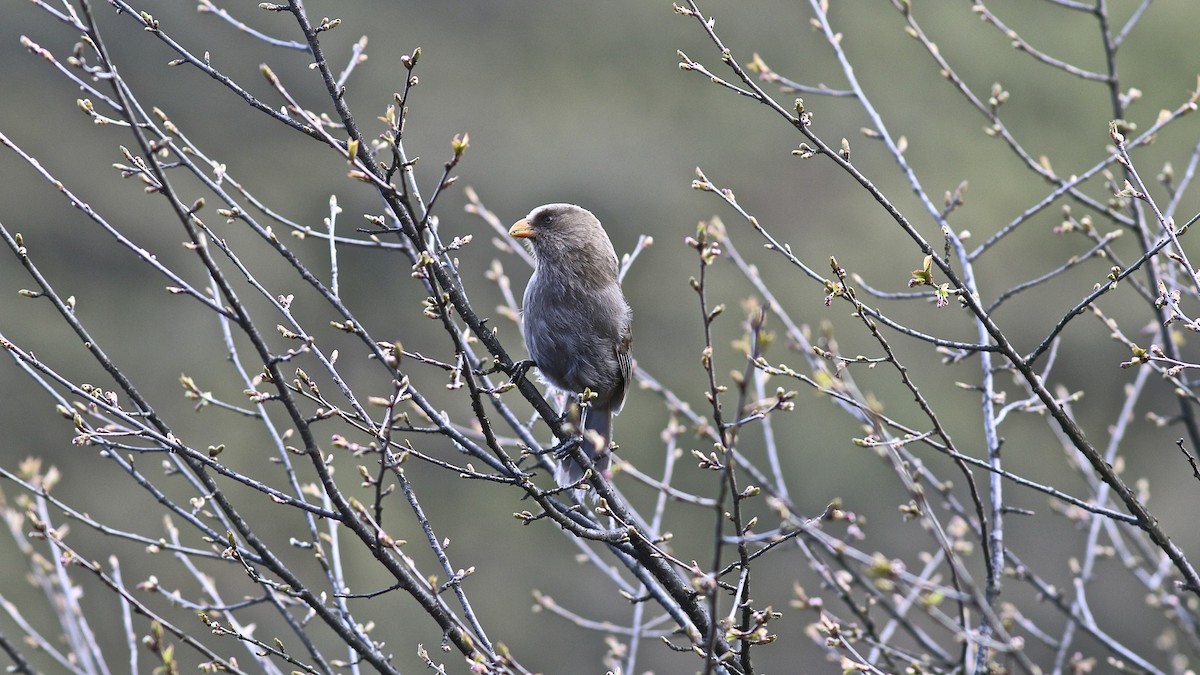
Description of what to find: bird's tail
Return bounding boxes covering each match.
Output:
[557,404,612,487]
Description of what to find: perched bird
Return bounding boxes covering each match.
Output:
[510,204,633,486]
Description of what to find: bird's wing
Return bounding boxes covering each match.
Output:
[611,323,633,416]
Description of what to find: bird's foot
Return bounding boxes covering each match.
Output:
[542,435,582,459]
[475,358,534,379]
[508,359,536,382]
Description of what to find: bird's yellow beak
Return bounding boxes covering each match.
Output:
[509,218,535,239]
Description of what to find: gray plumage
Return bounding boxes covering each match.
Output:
[510,204,633,486]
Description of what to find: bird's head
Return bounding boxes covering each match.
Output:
[509,204,618,279]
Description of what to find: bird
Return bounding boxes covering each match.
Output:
[509,203,633,486]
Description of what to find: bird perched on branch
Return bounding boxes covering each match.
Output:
[510,203,633,486]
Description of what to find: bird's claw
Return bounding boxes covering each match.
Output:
[509,359,536,382]
[544,435,582,460]
[475,358,531,377]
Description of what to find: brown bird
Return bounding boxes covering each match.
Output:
[510,204,633,486]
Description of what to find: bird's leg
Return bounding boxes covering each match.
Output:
[474,358,534,379]
[538,434,581,459]
[509,358,536,382]
[551,435,596,487]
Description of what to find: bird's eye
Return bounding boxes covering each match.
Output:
[539,212,555,225]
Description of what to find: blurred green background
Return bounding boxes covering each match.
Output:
[3,0,1200,671]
